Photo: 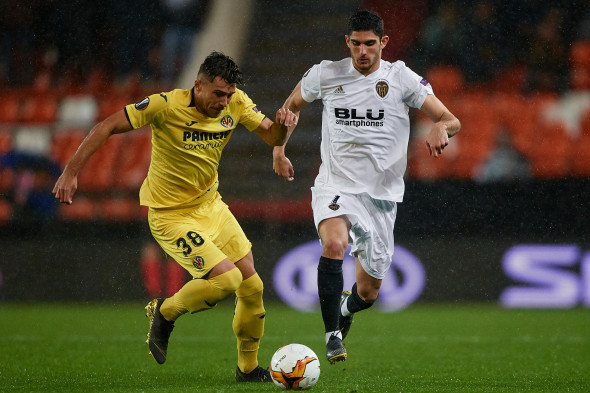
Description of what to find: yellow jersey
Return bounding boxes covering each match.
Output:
[125,88,266,209]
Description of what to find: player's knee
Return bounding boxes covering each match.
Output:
[357,285,379,304]
[236,273,264,298]
[210,267,243,294]
[322,237,348,259]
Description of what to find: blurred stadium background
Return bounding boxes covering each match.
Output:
[0,0,589,309]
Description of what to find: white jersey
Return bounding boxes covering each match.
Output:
[301,58,433,202]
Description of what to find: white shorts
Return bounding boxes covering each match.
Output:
[311,185,397,279]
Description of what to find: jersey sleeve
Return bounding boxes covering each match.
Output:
[300,63,322,103]
[236,90,267,132]
[400,65,433,109]
[124,92,169,129]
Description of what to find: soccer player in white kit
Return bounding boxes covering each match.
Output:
[273,10,461,363]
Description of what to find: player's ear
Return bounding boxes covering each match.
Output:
[194,78,202,92]
[345,35,351,48]
[381,35,389,49]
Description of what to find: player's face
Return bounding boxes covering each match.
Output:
[346,30,389,76]
[194,76,236,118]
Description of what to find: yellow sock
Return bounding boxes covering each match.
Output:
[160,267,242,321]
[233,273,265,374]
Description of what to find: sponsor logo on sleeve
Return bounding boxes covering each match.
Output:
[134,97,150,110]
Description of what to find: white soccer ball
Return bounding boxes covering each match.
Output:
[270,343,321,390]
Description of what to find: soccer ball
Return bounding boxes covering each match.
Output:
[270,343,321,390]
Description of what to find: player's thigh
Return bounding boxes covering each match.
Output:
[211,198,252,264]
[148,208,227,279]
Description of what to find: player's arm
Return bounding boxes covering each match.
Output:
[420,94,461,157]
[251,107,298,147]
[273,80,310,181]
[52,110,133,204]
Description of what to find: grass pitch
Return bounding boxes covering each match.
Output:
[0,302,588,392]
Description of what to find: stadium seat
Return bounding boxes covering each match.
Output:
[570,41,590,90]
[449,121,496,179]
[496,94,537,154]
[77,135,122,191]
[525,121,572,178]
[20,96,59,124]
[492,65,528,94]
[100,197,141,221]
[97,96,131,121]
[0,126,13,154]
[58,95,98,125]
[0,198,13,225]
[50,128,86,167]
[570,110,590,176]
[407,133,455,179]
[570,135,590,176]
[59,197,96,220]
[0,168,13,191]
[0,94,21,123]
[113,127,151,190]
[425,66,465,101]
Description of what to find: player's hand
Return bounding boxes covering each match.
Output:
[273,150,295,181]
[425,123,449,158]
[52,171,78,205]
[275,107,298,128]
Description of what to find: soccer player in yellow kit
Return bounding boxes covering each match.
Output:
[53,52,298,382]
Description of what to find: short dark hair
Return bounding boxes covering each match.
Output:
[347,10,384,39]
[198,51,243,85]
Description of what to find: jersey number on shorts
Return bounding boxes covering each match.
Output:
[176,231,205,257]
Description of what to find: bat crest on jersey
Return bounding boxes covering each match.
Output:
[375,80,389,99]
[220,115,234,128]
[328,195,340,211]
[193,256,205,269]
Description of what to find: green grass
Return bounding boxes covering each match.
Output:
[0,303,589,392]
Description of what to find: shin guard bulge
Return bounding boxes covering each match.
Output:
[233,273,265,373]
[160,267,242,320]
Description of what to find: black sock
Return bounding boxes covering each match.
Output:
[346,283,374,314]
[317,256,343,332]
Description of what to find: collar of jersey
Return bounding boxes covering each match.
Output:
[188,87,196,107]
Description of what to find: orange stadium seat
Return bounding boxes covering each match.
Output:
[77,135,122,191]
[572,41,590,67]
[525,121,572,178]
[425,66,465,101]
[59,197,96,221]
[20,96,59,124]
[0,94,21,123]
[570,135,590,176]
[496,94,537,154]
[570,108,590,176]
[449,120,496,179]
[113,128,151,190]
[493,65,528,94]
[50,128,86,168]
[0,126,13,154]
[97,96,131,121]
[570,41,590,90]
[407,134,454,180]
[0,199,13,225]
[100,197,141,221]
[0,168,13,191]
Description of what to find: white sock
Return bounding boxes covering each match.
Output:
[325,330,342,343]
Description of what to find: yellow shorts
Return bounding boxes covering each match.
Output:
[148,191,251,278]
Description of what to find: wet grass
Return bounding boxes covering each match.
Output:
[1,302,589,392]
